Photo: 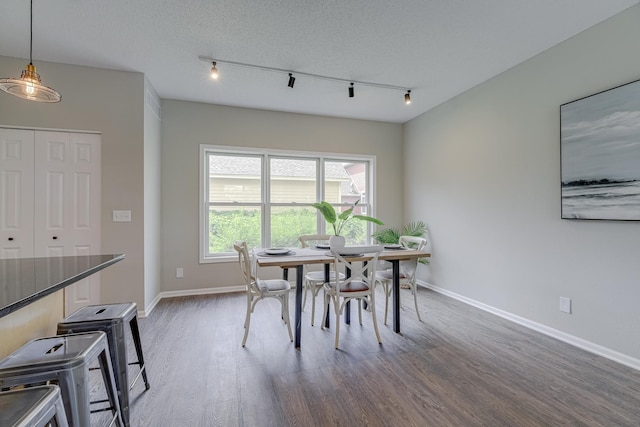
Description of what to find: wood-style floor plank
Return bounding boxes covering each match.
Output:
[92,287,640,426]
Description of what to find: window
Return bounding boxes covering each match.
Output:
[200,145,376,262]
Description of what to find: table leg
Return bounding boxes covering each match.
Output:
[391,259,401,333]
[324,263,330,328]
[295,265,303,349]
[345,265,351,325]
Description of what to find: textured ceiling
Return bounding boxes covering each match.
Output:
[1,0,638,123]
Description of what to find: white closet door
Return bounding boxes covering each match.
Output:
[34,131,102,315]
[0,129,35,259]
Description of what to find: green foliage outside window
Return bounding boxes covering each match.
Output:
[209,207,370,253]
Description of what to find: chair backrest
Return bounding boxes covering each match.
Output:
[329,241,382,295]
[233,241,256,291]
[299,234,332,248]
[398,235,427,279]
[399,235,427,251]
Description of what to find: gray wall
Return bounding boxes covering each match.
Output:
[404,6,640,362]
[0,56,147,310]
[160,100,403,294]
[143,78,163,309]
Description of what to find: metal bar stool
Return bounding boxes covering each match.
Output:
[57,303,150,427]
[0,331,123,427]
[0,385,69,427]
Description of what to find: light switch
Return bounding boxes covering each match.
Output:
[112,210,132,222]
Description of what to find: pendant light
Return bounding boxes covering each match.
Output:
[0,0,61,103]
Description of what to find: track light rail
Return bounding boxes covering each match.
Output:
[198,55,411,93]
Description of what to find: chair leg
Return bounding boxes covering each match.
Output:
[412,283,422,322]
[321,291,328,330]
[282,293,293,342]
[334,297,341,349]
[370,294,382,345]
[310,284,317,326]
[358,299,363,326]
[383,281,390,326]
[302,280,309,311]
[242,295,252,347]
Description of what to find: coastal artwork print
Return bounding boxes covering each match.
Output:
[561,79,640,220]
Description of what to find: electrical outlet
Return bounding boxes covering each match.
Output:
[112,210,131,222]
[176,267,183,278]
[559,297,572,314]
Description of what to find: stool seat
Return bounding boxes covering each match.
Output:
[62,302,136,324]
[0,332,107,373]
[0,385,69,427]
[58,302,149,427]
[0,331,123,427]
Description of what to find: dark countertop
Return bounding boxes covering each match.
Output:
[0,254,125,318]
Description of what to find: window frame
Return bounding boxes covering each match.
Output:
[199,144,377,263]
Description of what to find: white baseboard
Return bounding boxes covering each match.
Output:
[141,285,245,317]
[418,281,640,372]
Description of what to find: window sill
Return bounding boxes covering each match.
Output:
[200,255,236,264]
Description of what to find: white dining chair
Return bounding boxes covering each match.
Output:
[321,236,383,349]
[376,235,427,324]
[234,241,293,347]
[298,234,345,326]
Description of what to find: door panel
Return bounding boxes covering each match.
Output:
[0,129,35,259]
[34,131,101,315]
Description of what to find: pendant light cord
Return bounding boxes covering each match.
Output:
[29,0,33,65]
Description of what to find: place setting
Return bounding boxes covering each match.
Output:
[257,247,295,256]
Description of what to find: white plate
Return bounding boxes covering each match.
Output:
[315,244,330,249]
[265,247,290,255]
[384,244,403,249]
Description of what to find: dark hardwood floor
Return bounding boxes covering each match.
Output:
[95,287,640,426]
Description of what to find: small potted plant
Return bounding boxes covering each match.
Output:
[372,221,430,266]
[372,221,426,245]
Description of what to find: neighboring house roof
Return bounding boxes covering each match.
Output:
[210,157,351,180]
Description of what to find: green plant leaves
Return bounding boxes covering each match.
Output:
[372,220,426,244]
[311,201,337,224]
[312,200,383,236]
[353,214,384,225]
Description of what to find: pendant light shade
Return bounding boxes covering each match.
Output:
[0,0,61,103]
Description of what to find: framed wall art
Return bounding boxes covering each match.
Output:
[560,79,640,220]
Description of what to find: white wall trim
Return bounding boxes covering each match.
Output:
[418,281,640,372]
[140,286,245,317]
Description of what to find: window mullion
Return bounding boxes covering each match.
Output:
[263,154,270,248]
[318,157,325,234]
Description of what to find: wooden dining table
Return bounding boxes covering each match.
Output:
[256,247,431,349]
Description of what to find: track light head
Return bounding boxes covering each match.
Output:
[288,73,295,88]
[349,82,354,98]
[210,62,219,80]
[405,90,411,105]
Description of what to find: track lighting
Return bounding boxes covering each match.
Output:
[198,56,412,105]
[405,90,411,105]
[0,0,61,102]
[210,62,219,80]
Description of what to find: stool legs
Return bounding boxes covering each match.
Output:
[98,348,124,427]
[0,332,123,427]
[57,303,150,427]
[128,315,151,391]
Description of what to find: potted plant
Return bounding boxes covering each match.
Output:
[312,200,383,237]
[372,220,426,245]
[372,220,429,265]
